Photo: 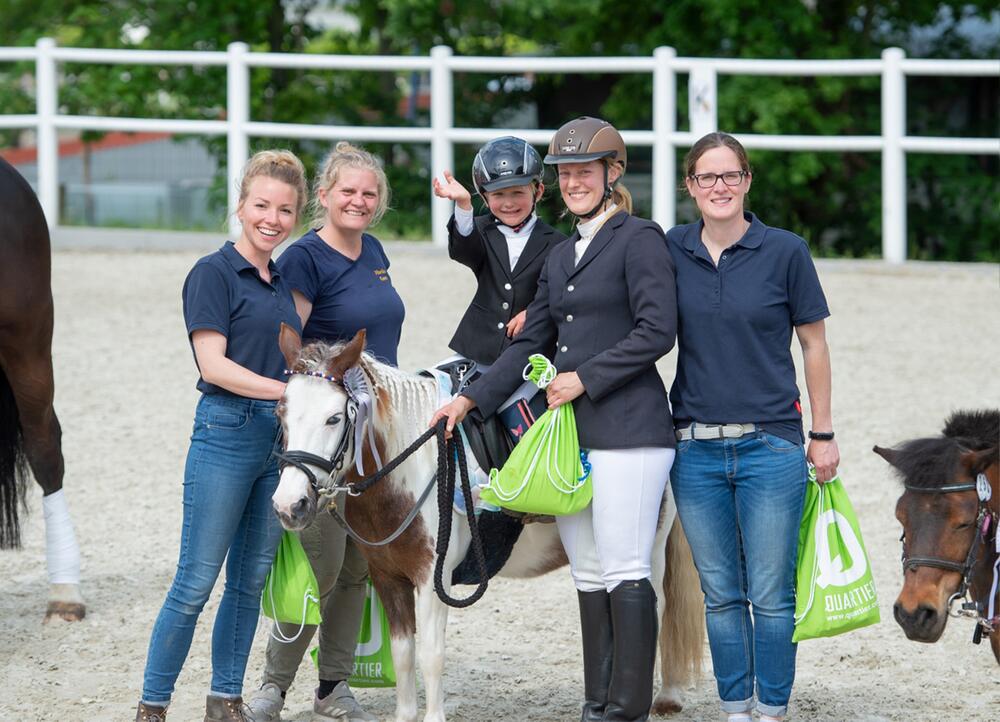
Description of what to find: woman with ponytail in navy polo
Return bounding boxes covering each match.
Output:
[667,132,839,722]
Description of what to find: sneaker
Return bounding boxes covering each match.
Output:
[312,681,377,722]
[245,683,285,722]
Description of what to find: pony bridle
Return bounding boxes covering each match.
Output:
[274,365,383,498]
[901,472,998,634]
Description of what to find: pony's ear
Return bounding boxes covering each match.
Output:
[873,445,902,467]
[327,329,367,380]
[278,322,302,370]
[960,446,998,476]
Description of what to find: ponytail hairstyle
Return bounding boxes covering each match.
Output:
[237,149,308,221]
[608,161,633,215]
[310,141,391,229]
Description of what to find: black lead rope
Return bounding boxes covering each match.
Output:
[432,423,489,608]
[286,419,490,608]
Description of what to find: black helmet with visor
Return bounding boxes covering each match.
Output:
[471,136,544,230]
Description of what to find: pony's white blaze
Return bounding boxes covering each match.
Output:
[272,375,351,526]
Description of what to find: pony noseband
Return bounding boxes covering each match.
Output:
[902,473,997,634]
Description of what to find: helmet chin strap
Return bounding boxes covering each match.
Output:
[576,163,614,221]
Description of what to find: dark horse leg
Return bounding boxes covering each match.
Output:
[0,157,84,621]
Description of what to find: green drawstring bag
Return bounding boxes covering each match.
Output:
[792,469,880,642]
[479,355,592,516]
[312,579,396,687]
[261,531,322,643]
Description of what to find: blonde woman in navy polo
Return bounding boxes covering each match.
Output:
[666,132,840,722]
[247,142,402,722]
[136,150,307,722]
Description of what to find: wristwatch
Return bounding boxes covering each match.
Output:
[808,430,835,441]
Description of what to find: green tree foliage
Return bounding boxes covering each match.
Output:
[1,0,996,258]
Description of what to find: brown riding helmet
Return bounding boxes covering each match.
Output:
[544,116,627,171]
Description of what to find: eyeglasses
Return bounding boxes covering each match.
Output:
[689,171,747,189]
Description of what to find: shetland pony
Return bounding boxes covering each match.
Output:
[874,409,999,664]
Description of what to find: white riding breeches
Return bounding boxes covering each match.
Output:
[556,447,674,592]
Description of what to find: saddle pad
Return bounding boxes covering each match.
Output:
[420,368,496,516]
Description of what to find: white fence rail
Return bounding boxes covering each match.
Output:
[1,39,998,261]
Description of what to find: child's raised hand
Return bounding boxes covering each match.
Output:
[433,171,473,211]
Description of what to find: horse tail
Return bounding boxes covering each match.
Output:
[0,366,28,549]
[659,515,704,689]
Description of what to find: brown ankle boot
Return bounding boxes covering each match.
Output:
[135,701,167,722]
[204,694,248,722]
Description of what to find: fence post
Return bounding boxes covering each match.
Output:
[35,37,58,229]
[688,62,717,139]
[652,46,677,233]
[881,47,906,263]
[227,42,250,239]
[430,45,454,248]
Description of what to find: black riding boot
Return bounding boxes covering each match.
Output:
[578,590,613,722]
[602,578,658,722]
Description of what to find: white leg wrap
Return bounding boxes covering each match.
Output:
[43,489,81,585]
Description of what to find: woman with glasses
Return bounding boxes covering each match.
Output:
[666,132,839,722]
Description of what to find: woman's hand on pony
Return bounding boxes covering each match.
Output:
[429,395,477,437]
[432,170,473,211]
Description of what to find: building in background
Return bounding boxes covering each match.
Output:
[2,132,221,230]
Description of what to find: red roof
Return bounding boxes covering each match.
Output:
[0,131,172,164]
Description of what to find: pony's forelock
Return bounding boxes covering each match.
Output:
[289,340,439,456]
[886,409,999,490]
[942,409,999,450]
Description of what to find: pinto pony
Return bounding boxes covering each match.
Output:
[874,409,1000,664]
[0,158,84,622]
[271,328,703,722]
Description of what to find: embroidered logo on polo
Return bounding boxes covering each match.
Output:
[373,268,389,282]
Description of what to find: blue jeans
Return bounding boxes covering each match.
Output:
[142,394,283,704]
[670,431,807,718]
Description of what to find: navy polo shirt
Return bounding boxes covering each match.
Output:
[277,230,405,366]
[666,212,829,444]
[182,242,301,396]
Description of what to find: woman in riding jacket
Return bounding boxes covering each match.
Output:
[432,117,678,722]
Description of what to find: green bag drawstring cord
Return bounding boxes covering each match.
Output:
[522,354,557,388]
[521,354,591,483]
[266,565,320,644]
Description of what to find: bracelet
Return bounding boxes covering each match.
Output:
[808,430,835,441]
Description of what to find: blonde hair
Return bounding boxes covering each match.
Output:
[310,141,391,229]
[237,149,308,220]
[609,167,633,215]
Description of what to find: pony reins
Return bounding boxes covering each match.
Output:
[275,366,490,608]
